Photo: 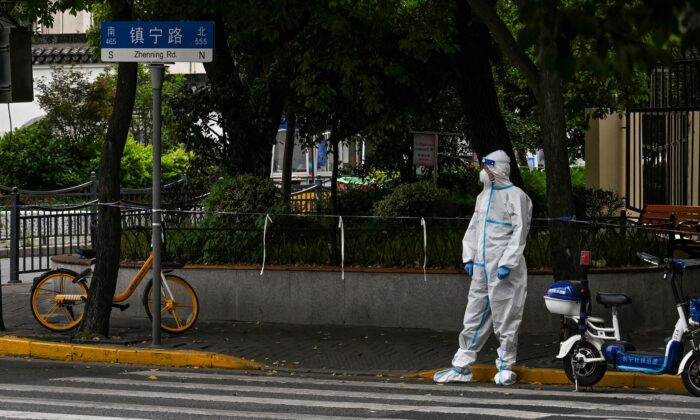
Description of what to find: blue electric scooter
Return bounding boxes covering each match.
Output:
[544,250,700,395]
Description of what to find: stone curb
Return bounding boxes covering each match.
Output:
[0,336,265,371]
[409,366,685,392]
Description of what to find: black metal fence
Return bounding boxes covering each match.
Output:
[0,173,205,282]
[628,57,700,211]
[0,172,687,281]
[115,212,674,270]
[626,107,699,211]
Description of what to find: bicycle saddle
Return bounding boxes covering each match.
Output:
[596,292,632,306]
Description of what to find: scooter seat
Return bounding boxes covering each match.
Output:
[596,292,632,306]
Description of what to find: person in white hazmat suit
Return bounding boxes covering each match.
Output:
[433,150,532,385]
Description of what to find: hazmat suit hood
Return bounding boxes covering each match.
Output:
[479,150,512,188]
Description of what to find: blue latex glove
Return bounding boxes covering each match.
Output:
[497,266,510,280]
[464,262,474,277]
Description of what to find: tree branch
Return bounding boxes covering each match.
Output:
[465,0,541,100]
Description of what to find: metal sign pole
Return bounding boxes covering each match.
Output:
[433,133,439,185]
[100,20,213,342]
[150,63,165,346]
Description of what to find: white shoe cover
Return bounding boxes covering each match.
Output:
[433,367,473,383]
[494,370,517,386]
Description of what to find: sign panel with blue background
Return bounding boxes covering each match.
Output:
[101,21,214,63]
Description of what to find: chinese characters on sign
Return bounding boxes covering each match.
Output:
[413,133,437,168]
[101,21,214,63]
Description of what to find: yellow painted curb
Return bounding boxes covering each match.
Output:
[412,364,684,392]
[0,336,264,371]
[30,341,73,361]
[71,344,119,364]
[212,353,265,370]
[0,336,31,357]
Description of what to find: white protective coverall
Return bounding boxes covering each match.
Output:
[433,150,532,385]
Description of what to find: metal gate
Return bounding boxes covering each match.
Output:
[626,58,700,211]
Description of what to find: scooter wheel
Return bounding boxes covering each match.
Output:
[682,355,700,397]
[563,341,606,387]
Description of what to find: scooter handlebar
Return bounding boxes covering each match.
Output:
[636,251,660,266]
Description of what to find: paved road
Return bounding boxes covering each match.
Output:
[1,357,700,419]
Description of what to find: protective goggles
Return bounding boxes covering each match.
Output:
[481,158,496,167]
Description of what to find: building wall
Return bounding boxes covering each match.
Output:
[584,112,626,196]
[586,110,700,210]
[0,64,104,136]
[39,11,92,34]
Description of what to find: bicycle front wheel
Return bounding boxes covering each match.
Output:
[142,275,199,334]
[30,270,88,332]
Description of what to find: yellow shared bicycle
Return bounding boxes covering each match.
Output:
[30,252,199,334]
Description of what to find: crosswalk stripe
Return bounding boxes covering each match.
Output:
[0,410,146,420]
[0,397,378,420]
[0,383,560,419]
[48,377,700,417]
[128,369,698,403]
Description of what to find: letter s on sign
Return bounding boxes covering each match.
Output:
[109,51,114,59]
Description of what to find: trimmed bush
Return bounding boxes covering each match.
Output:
[319,186,393,215]
[205,175,282,214]
[373,181,452,217]
[0,122,94,189]
[197,175,283,263]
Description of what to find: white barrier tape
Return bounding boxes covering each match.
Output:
[260,214,273,275]
[421,217,427,281]
[338,216,345,280]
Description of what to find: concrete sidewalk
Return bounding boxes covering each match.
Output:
[0,281,684,393]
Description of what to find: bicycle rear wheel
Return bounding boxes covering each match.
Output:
[142,274,199,334]
[30,270,88,332]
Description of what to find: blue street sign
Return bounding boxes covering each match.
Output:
[101,21,214,63]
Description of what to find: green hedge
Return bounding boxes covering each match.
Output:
[122,216,668,269]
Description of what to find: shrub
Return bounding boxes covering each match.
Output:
[0,122,95,189]
[319,186,393,215]
[573,187,625,219]
[437,166,481,216]
[120,136,192,188]
[373,181,452,217]
[197,175,283,263]
[205,175,282,214]
[520,169,548,217]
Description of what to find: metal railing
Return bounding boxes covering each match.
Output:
[117,212,674,270]
[0,173,205,282]
[0,173,688,281]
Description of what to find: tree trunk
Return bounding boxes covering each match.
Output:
[538,67,582,280]
[465,0,580,278]
[281,115,296,205]
[452,0,524,188]
[78,0,138,338]
[203,17,284,178]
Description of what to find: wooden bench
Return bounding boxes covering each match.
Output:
[639,204,700,257]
